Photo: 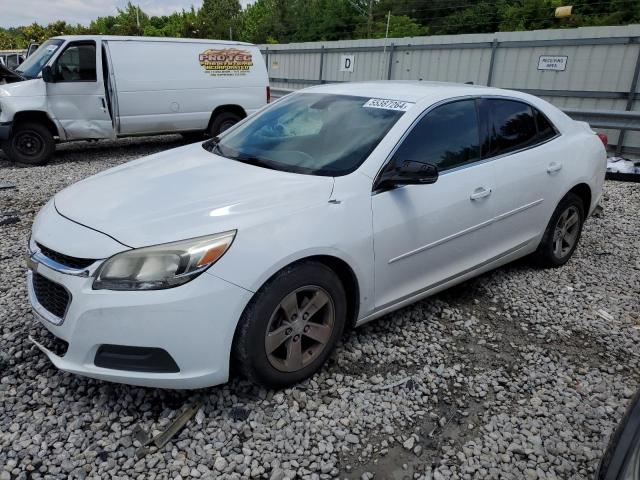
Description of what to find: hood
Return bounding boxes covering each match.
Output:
[0,77,44,97]
[54,143,335,247]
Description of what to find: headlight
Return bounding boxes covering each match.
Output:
[93,231,236,291]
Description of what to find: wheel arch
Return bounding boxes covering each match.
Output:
[235,253,361,337]
[13,110,60,138]
[207,104,247,131]
[567,182,592,214]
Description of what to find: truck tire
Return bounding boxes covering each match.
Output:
[209,111,242,137]
[2,122,55,166]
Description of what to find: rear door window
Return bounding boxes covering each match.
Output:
[390,99,480,172]
[481,99,537,157]
[534,108,557,142]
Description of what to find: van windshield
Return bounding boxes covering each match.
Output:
[16,39,64,79]
[204,93,406,176]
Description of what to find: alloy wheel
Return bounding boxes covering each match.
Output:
[553,205,580,258]
[265,286,335,373]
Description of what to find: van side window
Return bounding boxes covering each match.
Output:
[481,99,537,157]
[55,42,96,82]
[390,100,480,172]
[534,108,557,142]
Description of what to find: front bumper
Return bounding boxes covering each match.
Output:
[0,121,11,141]
[26,247,253,389]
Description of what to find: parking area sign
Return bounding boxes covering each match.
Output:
[538,55,568,71]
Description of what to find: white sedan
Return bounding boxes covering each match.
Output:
[26,82,606,389]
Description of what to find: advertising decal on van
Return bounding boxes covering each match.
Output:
[198,48,253,76]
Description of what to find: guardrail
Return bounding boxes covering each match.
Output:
[270,87,640,154]
[562,109,640,131]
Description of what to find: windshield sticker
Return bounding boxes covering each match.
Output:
[199,48,253,77]
[46,45,58,52]
[363,98,414,111]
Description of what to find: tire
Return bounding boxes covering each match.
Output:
[208,111,242,137]
[232,261,347,388]
[532,192,585,268]
[2,122,55,166]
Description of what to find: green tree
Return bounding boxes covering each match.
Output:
[364,14,427,38]
[239,0,293,43]
[499,0,562,31]
[198,0,242,40]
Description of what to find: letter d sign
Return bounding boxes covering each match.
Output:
[340,55,355,73]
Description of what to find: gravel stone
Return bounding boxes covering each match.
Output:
[0,139,638,479]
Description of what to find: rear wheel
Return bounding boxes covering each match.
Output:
[2,122,55,166]
[208,111,242,137]
[532,192,585,268]
[233,261,346,388]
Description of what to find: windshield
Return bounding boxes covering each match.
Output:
[16,39,64,78]
[205,93,407,176]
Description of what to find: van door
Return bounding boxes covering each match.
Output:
[46,40,114,140]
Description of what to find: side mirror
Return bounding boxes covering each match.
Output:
[375,160,439,191]
[597,388,640,479]
[42,65,54,83]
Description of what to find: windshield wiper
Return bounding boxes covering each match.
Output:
[232,155,280,171]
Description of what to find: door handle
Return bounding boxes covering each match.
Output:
[100,97,107,112]
[547,162,563,174]
[470,187,492,201]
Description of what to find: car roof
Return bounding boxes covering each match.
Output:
[302,81,534,104]
[50,35,254,46]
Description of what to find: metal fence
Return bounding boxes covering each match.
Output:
[261,25,640,156]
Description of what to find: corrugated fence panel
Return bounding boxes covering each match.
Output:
[262,25,640,155]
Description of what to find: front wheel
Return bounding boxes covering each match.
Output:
[532,192,585,268]
[232,261,347,388]
[2,122,55,166]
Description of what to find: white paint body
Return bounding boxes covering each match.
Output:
[0,36,268,141]
[27,82,606,388]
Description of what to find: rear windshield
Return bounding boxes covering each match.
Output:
[205,93,407,176]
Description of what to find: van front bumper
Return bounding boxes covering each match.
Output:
[0,121,11,140]
[26,249,253,389]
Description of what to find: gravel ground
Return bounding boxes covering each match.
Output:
[1,138,639,480]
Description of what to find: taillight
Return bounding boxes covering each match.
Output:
[596,132,608,149]
[266,86,271,104]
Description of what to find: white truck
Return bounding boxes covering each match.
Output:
[0,36,269,165]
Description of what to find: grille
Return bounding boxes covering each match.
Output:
[32,273,70,319]
[37,243,95,269]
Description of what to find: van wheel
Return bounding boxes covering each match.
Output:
[209,112,242,137]
[232,261,347,389]
[532,192,585,268]
[2,122,55,166]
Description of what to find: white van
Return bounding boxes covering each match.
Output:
[0,36,269,165]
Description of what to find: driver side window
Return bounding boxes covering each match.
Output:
[391,99,480,172]
[55,42,96,82]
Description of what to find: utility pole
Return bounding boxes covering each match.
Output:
[367,0,373,38]
[136,5,141,35]
[381,10,390,79]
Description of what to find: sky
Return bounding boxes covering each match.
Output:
[1,0,252,28]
